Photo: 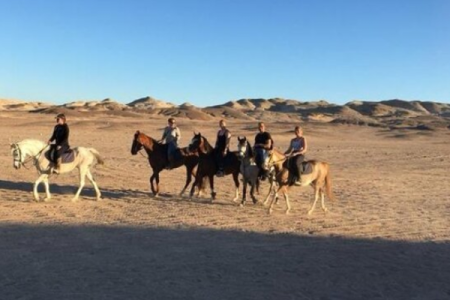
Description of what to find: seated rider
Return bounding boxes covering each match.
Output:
[160,117,181,169]
[284,126,307,186]
[215,119,231,177]
[254,122,273,180]
[48,113,70,174]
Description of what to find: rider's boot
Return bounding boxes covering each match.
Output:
[53,158,62,174]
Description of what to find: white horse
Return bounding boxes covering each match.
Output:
[10,139,104,202]
[236,136,260,205]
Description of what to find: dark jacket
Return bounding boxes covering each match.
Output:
[49,124,70,147]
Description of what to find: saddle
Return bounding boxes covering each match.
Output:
[45,148,76,164]
[301,162,313,175]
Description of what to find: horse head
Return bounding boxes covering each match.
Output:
[131,130,147,155]
[188,132,211,154]
[10,143,23,169]
[237,136,253,160]
[267,149,285,170]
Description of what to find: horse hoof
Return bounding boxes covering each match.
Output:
[285,210,290,215]
[268,209,273,215]
[307,210,313,215]
[43,197,51,202]
[71,198,78,202]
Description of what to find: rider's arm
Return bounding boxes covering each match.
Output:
[299,137,308,155]
[160,127,168,142]
[225,131,231,151]
[48,126,57,144]
[264,134,273,150]
[284,140,293,155]
[175,127,181,142]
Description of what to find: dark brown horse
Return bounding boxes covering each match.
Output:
[188,133,241,201]
[131,131,203,196]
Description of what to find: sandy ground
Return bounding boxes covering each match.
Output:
[1,112,450,300]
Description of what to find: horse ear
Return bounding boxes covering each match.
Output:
[135,130,140,134]
[237,136,242,141]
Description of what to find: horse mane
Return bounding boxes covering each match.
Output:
[137,132,163,151]
[246,140,254,158]
[19,139,47,147]
[200,135,214,153]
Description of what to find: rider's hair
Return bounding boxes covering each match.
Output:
[168,117,175,124]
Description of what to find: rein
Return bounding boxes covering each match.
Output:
[13,143,47,169]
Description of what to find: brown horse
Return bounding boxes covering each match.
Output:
[131,131,202,196]
[188,133,241,201]
[264,149,335,215]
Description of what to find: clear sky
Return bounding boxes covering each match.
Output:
[1,0,449,106]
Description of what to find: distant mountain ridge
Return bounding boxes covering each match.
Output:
[1,97,449,129]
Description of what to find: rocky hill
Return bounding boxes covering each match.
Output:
[1,97,449,129]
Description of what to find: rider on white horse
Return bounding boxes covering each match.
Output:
[48,113,70,174]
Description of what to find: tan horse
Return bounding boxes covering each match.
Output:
[11,139,104,202]
[264,149,335,215]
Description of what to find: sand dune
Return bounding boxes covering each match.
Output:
[2,97,449,131]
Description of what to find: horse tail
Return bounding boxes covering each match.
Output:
[324,163,335,201]
[256,177,260,194]
[88,148,105,165]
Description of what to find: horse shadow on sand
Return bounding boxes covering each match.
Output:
[0,179,236,205]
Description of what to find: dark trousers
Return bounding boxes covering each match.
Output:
[50,144,69,163]
[290,155,305,179]
[215,148,227,171]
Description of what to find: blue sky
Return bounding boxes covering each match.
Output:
[1,0,449,106]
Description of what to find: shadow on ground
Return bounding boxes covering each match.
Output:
[0,223,449,300]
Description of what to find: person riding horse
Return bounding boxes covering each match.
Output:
[48,113,70,174]
[284,126,308,186]
[159,117,181,169]
[215,119,231,177]
[253,122,273,180]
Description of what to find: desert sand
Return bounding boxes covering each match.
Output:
[1,111,450,299]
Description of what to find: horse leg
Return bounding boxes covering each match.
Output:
[179,168,192,197]
[232,172,240,202]
[240,180,247,206]
[149,173,157,196]
[308,182,321,215]
[43,176,51,202]
[283,187,291,214]
[189,175,201,200]
[250,181,258,204]
[268,185,283,215]
[86,169,102,200]
[263,179,276,206]
[33,174,47,202]
[154,172,160,196]
[73,169,88,202]
[209,175,216,201]
[320,187,328,212]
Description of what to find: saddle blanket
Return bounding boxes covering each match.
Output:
[46,149,76,164]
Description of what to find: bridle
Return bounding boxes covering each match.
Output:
[12,143,46,169]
